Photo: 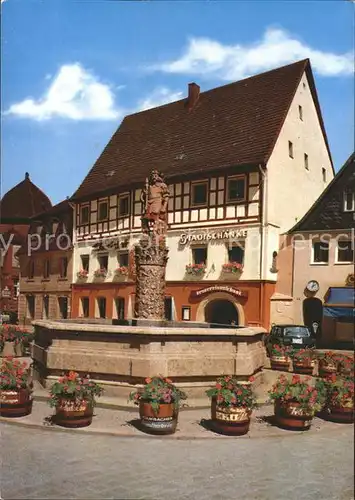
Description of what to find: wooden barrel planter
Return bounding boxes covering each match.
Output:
[270,355,290,371]
[0,389,33,417]
[139,401,178,435]
[318,360,337,378]
[293,360,315,375]
[325,404,354,423]
[212,404,252,436]
[274,400,313,430]
[54,399,94,428]
[1,342,16,358]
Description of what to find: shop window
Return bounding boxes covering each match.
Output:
[312,241,329,264]
[288,141,294,159]
[81,297,90,318]
[58,296,69,319]
[336,240,354,263]
[227,177,246,202]
[344,189,355,212]
[97,297,106,319]
[192,247,207,265]
[43,295,49,319]
[118,252,129,267]
[119,195,129,217]
[81,254,90,272]
[191,182,207,206]
[165,297,173,321]
[60,257,68,278]
[228,245,244,264]
[115,297,125,320]
[80,206,89,225]
[98,201,108,221]
[26,295,35,319]
[43,259,51,279]
[98,254,108,271]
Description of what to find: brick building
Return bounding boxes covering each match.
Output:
[70,59,334,329]
[18,200,73,323]
[0,173,52,318]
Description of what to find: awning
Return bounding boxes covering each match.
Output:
[324,286,355,321]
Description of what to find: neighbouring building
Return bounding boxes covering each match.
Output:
[271,152,355,345]
[70,59,334,329]
[18,200,73,324]
[0,173,52,318]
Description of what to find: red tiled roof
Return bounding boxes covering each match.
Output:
[72,59,332,201]
[30,199,71,221]
[0,173,52,222]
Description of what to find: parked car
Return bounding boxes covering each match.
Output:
[265,324,316,351]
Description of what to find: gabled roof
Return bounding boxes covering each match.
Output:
[72,59,332,201]
[30,199,72,221]
[0,173,52,222]
[289,152,355,233]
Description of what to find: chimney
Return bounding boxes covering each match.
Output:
[187,82,200,111]
[25,172,30,180]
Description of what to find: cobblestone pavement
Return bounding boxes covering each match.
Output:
[1,422,354,500]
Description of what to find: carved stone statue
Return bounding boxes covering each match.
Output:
[141,170,170,236]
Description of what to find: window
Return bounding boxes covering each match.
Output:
[58,296,68,319]
[304,153,309,170]
[322,168,327,183]
[80,206,89,225]
[182,306,191,321]
[81,255,90,272]
[28,259,35,279]
[228,245,244,264]
[227,177,246,202]
[97,297,106,319]
[26,295,35,319]
[43,259,51,279]
[288,141,294,159]
[98,201,108,221]
[115,297,125,320]
[98,254,108,270]
[60,257,68,278]
[43,295,49,319]
[81,297,90,318]
[191,182,207,206]
[298,105,303,121]
[192,247,207,265]
[344,189,355,212]
[336,240,354,263]
[164,297,173,321]
[119,195,129,217]
[312,241,329,264]
[118,252,129,267]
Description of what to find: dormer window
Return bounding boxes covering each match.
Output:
[344,189,355,212]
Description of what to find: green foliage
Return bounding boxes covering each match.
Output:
[206,375,257,409]
[268,374,325,414]
[316,374,354,408]
[48,371,103,408]
[0,357,32,391]
[129,376,187,414]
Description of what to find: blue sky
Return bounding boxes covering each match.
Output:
[1,0,354,204]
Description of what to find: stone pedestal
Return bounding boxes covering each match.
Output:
[134,236,169,320]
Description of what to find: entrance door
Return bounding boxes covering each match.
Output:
[58,296,68,319]
[204,299,239,325]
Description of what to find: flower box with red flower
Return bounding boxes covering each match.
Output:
[93,268,107,279]
[49,371,103,428]
[269,344,291,371]
[316,374,354,423]
[269,374,324,430]
[76,269,89,280]
[221,262,244,275]
[206,375,257,435]
[0,357,33,417]
[0,326,28,357]
[317,351,338,377]
[185,263,206,276]
[335,354,354,378]
[129,376,187,435]
[291,348,316,375]
[114,266,129,277]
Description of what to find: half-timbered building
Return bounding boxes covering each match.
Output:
[70,59,334,329]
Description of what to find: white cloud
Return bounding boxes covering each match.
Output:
[153,28,354,80]
[5,63,122,121]
[137,87,183,111]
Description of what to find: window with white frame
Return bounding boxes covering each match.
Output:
[118,195,129,217]
[81,254,90,272]
[98,254,108,271]
[312,241,329,264]
[227,177,246,202]
[192,247,207,265]
[118,251,129,267]
[343,189,355,212]
[98,201,108,221]
[336,239,354,263]
[191,182,208,206]
[80,205,89,225]
[228,244,245,264]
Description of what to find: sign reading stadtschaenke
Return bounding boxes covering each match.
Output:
[190,286,248,299]
[179,229,247,245]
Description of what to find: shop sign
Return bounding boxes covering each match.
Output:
[179,229,247,246]
[190,286,248,299]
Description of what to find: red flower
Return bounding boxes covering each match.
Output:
[249,376,255,383]
[215,383,222,390]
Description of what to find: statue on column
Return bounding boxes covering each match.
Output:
[141,170,170,238]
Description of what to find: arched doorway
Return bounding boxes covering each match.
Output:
[204,299,239,325]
